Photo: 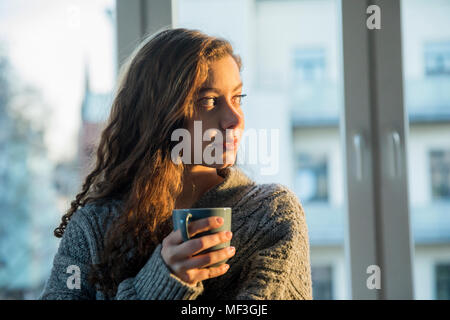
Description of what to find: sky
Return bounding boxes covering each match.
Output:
[0,0,115,162]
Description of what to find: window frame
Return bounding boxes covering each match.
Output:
[340,0,414,299]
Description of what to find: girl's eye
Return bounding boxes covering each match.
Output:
[198,94,247,109]
[199,97,217,108]
[233,94,247,106]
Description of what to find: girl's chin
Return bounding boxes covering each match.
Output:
[182,147,238,167]
[204,156,237,169]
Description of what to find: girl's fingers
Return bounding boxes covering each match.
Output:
[175,263,230,285]
[197,264,230,282]
[176,246,235,271]
[187,216,224,238]
[164,216,223,245]
[171,231,232,261]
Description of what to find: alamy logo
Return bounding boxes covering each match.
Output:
[366,265,381,290]
[66,265,81,290]
[367,5,381,30]
[170,121,280,175]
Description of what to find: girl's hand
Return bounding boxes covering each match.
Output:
[161,216,235,286]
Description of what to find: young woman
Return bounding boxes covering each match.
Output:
[39,28,312,300]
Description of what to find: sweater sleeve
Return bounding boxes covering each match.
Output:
[233,186,313,300]
[114,243,204,300]
[38,209,204,300]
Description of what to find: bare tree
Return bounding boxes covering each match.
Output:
[0,44,59,299]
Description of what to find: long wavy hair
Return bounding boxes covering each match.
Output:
[53,28,242,299]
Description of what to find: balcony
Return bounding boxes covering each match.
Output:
[305,201,450,247]
[290,77,450,127]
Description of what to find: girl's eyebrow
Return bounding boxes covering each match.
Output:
[199,82,243,95]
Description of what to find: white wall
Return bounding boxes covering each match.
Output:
[238,91,295,188]
[255,0,340,89]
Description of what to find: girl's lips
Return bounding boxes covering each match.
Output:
[208,135,240,150]
[223,137,238,150]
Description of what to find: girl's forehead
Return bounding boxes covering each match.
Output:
[202,58,242,89]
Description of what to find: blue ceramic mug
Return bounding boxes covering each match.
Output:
[172,207,232,267]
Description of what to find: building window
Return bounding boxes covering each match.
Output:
[424,42,450,76]
[435,263,450,300]
[311,265,333,300]
[429,150,450,200]
[292,48,326,82]
[295,153,329,202]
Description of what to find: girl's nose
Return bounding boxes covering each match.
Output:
[220,99,243,130]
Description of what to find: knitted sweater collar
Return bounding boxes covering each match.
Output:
[109,166,255,211]
[190,165,256,209]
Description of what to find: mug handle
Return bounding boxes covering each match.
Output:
[180,212,193,242]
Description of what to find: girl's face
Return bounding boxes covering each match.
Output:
[185,54,245,169]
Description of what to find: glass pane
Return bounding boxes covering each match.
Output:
[175,0,349,299]
[0,0,116,299]
[401,0,450,300]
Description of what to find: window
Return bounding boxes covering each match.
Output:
[311,265,333,300]
[424,42,450,76]
[293,48,326,82]
[435,264,450,300]
[429,150,450,200]
[295,153,329,203]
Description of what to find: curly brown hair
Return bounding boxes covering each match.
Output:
[53,28,242,299]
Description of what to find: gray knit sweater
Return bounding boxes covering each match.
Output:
[38,166,312,300]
